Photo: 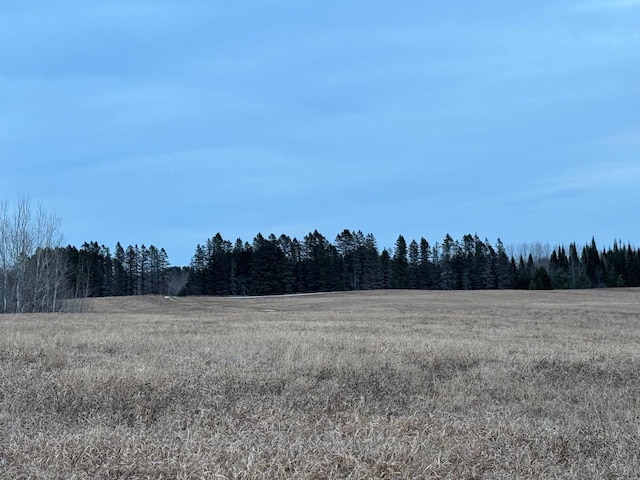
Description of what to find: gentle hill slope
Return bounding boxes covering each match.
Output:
[69,288,640,316]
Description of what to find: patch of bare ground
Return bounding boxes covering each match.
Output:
[2,289,640,478]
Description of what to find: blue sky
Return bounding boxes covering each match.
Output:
[1,1,639,266]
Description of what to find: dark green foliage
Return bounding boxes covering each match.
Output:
[390,235,409,289]
[300,231,344,293]
[57,241,171,299]
[112,242,127,296]
[30,231,640,303]
[438,235,456,290]
[79,234,640,298]
[252,233,287,295]
[495,239,515,289]
[66,242,111,297]
[514,256,532,290]
[530,266,552,290]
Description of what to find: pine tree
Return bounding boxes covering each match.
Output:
[112,242,127,296]
[124,245,139,295]
[418,237,433,289]
[460,234,475,290]
[336,229,358,290]
[390,235,409,289]
[481,240,497,289]
[203,233,233,295]
[232,239,253,296]
[408,239,420,289]
[301,230,342,292]
[252,233,286,295]
[495,239,514,289]
[361,233,382,289]
[138,244,149,295]
[568,243,589,288]
[515,256,531,289]
[186,244,206,295]
[101,245,114,296]
[277,234,297,294]
[530,266,552,290]
[380,249,391,289]
[147,245,169,294]
[439,235,456,290]
[582,237,603,287]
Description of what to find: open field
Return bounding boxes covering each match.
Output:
[2,289,640,478]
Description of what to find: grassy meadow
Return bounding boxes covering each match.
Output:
[1,289,640,478]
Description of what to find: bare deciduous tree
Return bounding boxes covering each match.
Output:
[0,198,65,313]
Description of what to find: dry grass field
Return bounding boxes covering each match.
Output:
[1,289,640,479]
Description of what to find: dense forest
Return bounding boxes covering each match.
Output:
[181,230,640,296]
[1,199,639,313]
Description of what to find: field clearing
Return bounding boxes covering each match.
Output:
[2,289,640,478]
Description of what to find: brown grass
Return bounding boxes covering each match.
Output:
[2,289,640,478]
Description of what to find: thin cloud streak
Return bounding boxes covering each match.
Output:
[571,0,640,10]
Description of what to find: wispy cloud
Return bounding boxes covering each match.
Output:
[534,162,640,200]
[571,0,640,11]
[600,127,640,147]
[466,161,640,212]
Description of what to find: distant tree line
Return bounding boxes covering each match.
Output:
[0,198,183,313]
[180,230,640,296]
[2,198,640,312]
[63,241,179,298]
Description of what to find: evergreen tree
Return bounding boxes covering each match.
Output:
[380,249,391,289]
[515,256,531,289]
[460,234,476,290]
[76,242,105,297]
[147,245,169,294]
[336,229,358,290]
[277,234,298,294]
[568,243,590,288]
[495,239,514,289]
[624,244,640,287]
[549,246,570,289]
[186,244,206,295]
[301,230,342,292]
[203,233,233,295]
[252,233,286,295]
[439,235,456,290]
[582,237,604,287]
[603,240,624,287]
[126,245,140,295]
[418,237,433,289]
[530,266,552,290]
[101,245,114,296]
[232,239,253,296]
[361,233,383,289]
[481,240,497,289]
[408,239,420,289]
[138,244,150,295]
[390,235,409,289]
[112,242,127,296]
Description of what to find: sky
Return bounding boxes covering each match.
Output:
[1,1,639,266]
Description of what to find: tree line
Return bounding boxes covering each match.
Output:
[0,199,184,313]
[180,230,640,296]
[2,198,639,312]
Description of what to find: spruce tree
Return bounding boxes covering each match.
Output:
[380,249,391,289]
[418,237,433,289]
[113,242,127,296]
[408,239,420,289]
[390,235,409,288]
